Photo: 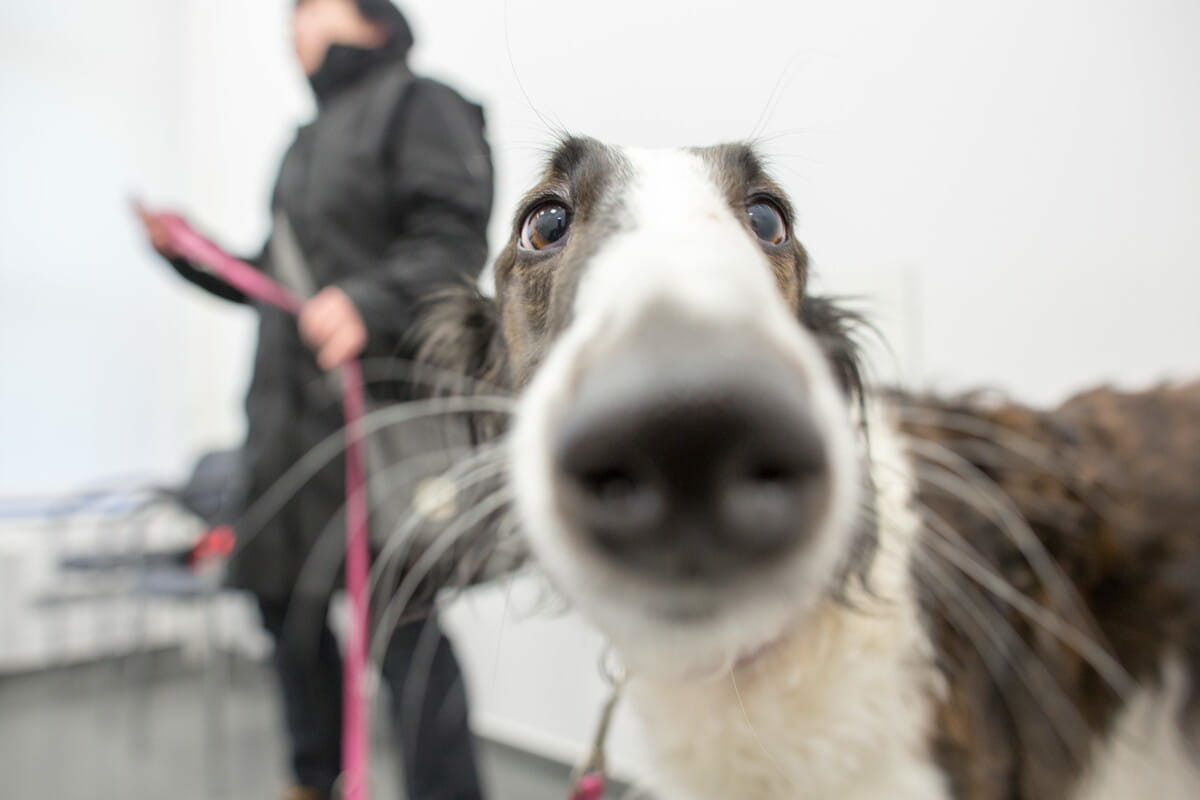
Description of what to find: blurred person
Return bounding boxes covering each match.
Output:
[137,2,493,799]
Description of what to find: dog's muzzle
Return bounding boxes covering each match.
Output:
[551,315,831,582]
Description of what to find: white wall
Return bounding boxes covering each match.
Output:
[7,0,1198,497]
[3,0,1198,779]
[6,0,1197,493]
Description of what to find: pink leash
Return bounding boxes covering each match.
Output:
[157,213,373,800]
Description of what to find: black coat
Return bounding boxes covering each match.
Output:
[169,45,493,604]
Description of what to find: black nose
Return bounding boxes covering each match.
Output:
[554,331,830,580]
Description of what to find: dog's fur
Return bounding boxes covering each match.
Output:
[417,137,1200,799]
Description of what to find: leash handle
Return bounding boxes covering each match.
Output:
[157,212,306,315]
[153,211,372,800]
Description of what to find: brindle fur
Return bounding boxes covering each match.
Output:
[900,383,1200,798]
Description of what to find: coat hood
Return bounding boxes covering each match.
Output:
[304,1,414,104]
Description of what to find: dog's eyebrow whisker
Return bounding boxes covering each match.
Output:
[745,50,808,145]
[501,0,564,138]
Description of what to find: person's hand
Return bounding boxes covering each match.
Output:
[133,202,179,259]
[299,287,368,370]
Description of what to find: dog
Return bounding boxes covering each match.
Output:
[418,136,1200,799]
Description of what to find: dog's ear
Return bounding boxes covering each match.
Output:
[799,294,869,406]
[801,295,879,595]
[413,280,509,396]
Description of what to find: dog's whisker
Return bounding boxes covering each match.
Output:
[368,448,509,602]
[858,498,1093,761]
[489,571,519,697]
[892,406,1071,476]
[895,406,1129,533]
[298,356,512,412]
[227,396,512,560]
[728,670,792,787]
[911,543,1094,766]
[864,456,1134,702]
[280,444,506,635]
[369,487,514,671]
[450,510,525,590]
[352,356,512,396]
[913,497,1134,700]
[395,613,450,780]
[907,441,1112,660]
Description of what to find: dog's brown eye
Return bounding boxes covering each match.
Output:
[520,202,572,251]
[747,200,787,245]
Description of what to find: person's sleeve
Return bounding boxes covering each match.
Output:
[165,244,263,305]
[337,80,494,358]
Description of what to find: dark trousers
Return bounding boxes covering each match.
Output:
[258,599,484,800]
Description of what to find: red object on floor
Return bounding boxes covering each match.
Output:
[570,773,605,800]
[189,525,236,567]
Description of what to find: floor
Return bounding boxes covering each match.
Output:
[0,650,607,800]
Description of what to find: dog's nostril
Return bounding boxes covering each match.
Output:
[737,450,826,492]
[722,452,827,555]
[562,458,666,541]
[577,467,642,502]
[745,460,797,486]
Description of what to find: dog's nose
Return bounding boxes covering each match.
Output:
[554,332,830,579]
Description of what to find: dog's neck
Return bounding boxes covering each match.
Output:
[623,411,951,800]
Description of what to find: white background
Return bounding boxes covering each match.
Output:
[2,0,1199,779]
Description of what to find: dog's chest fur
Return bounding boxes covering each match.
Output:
[628,608,948,800]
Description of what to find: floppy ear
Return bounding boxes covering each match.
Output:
[800,294,880,595]
[413,280,510,396]
[799,294,869,406]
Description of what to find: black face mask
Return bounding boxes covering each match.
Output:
[300,1,414,104]
[307,44,387,104]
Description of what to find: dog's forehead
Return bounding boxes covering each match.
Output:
[531,138,772,215]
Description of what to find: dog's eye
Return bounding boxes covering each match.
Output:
[747,199,787,245]
[520,202,572,251]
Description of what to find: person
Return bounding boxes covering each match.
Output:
[137,2,493,799]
